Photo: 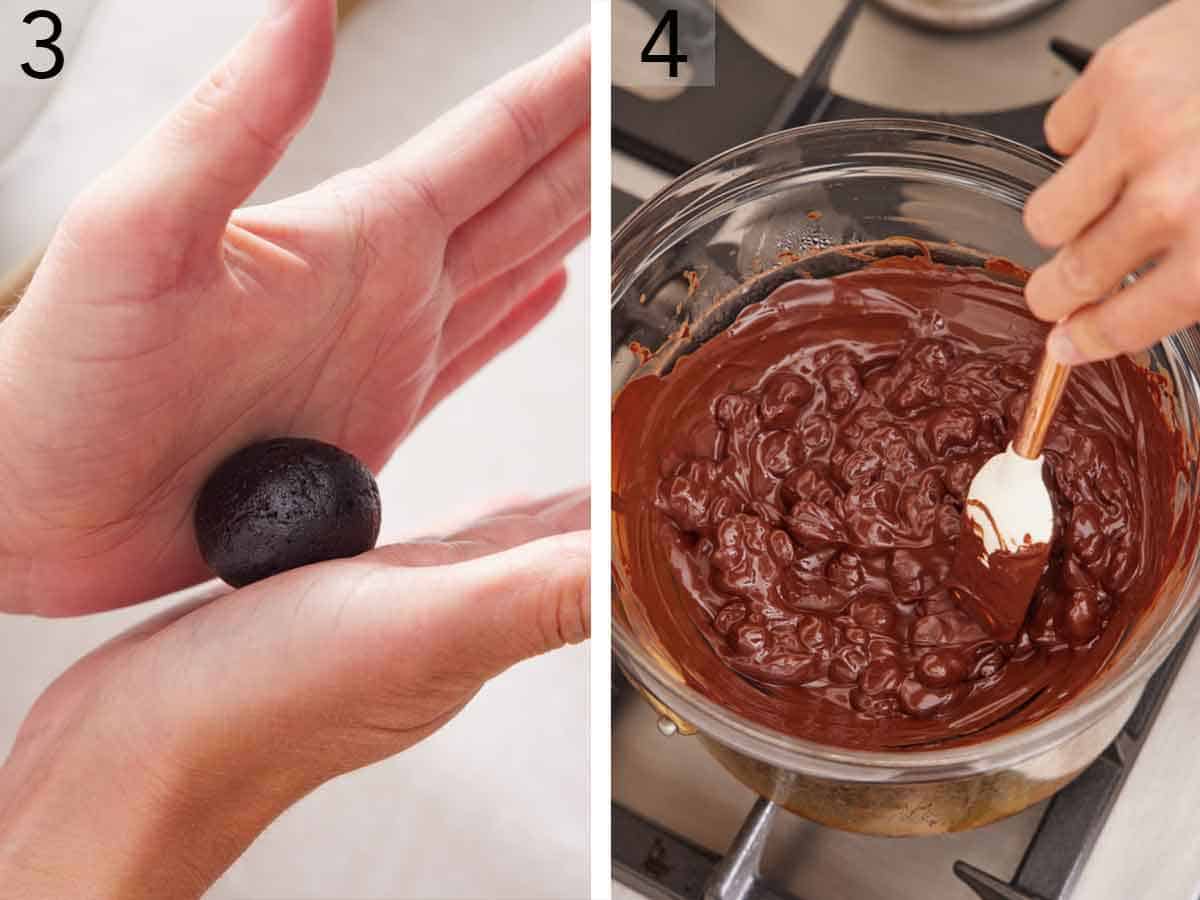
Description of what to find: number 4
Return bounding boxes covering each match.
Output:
[641,9,688,78]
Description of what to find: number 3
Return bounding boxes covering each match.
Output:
[21,9,65,80]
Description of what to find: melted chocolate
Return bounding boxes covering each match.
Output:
[613,257,1187,750]
[950,507,1049,643]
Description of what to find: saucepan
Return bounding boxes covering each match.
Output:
[611,120,1200,835]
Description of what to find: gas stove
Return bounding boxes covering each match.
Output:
[611,3,1200,899]
[613,0,1161,211]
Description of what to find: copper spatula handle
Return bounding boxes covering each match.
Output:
[1013,352,1071,459]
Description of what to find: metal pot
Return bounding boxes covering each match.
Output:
[611,120,1200,836]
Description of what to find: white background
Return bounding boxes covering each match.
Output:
[0,1,590,897]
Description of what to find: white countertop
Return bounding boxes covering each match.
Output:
[0,1,589,897]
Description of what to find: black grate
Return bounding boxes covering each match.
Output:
[953,616,1199,900]
[763,0,1095,156]
[613,1,1097,178]
[614,799,795,900]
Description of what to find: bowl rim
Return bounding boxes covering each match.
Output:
[611,117,1200,780]
[612,117,1061,302]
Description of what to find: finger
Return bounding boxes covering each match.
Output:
[267,531,589,727]
[70,0,335,264]
[419,269,568,421]
[361,27,590,234]
[444,126,589,294]
[1024,122,1126,248]
[1046,248,1200,364]
[116,487,586,647]
[1025,176,1176,322]
[200,531,588,701]
[414,484,587,538]
[376,489,590,568]
[104,530,587,791]
[474,486,589,531]
[413,530,591,679]
[442,215,587,359]
[442,491,589,546]
[1043,66,1100,156]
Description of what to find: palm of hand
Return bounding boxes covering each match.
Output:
[0,8,588,615]
[0,182,449,611]
[12,496,587,773]
[0,495,588,894]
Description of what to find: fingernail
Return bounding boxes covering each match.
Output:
[1023,268,1052,321]
[1047,325,1086,366]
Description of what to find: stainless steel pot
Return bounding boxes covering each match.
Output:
[611,120,1200,836]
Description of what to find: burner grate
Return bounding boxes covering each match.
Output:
[767,0,1094,154]
[955,615,1199,900]
[614,799,794,900]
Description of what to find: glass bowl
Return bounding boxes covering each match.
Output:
[611,120,1200,833]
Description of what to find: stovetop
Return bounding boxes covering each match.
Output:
[610,2,1200,899]
[613,0,1161,211]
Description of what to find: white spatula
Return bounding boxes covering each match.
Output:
[949,353,1070,641]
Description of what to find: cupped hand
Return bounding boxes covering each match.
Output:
[0,0,590,615]
[0,489,587,897]
[1024,0,1200,364]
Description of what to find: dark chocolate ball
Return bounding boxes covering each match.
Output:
[195,438,382,588]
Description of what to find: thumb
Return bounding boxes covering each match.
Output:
[408,530,592,681]
[69,0,335,268]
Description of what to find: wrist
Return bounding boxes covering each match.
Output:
[0,717,306,899]
[0,736,196,898]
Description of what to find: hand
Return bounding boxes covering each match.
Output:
[0,490,588,898]
[0,1,590,615]
[1023,0,1200,364]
